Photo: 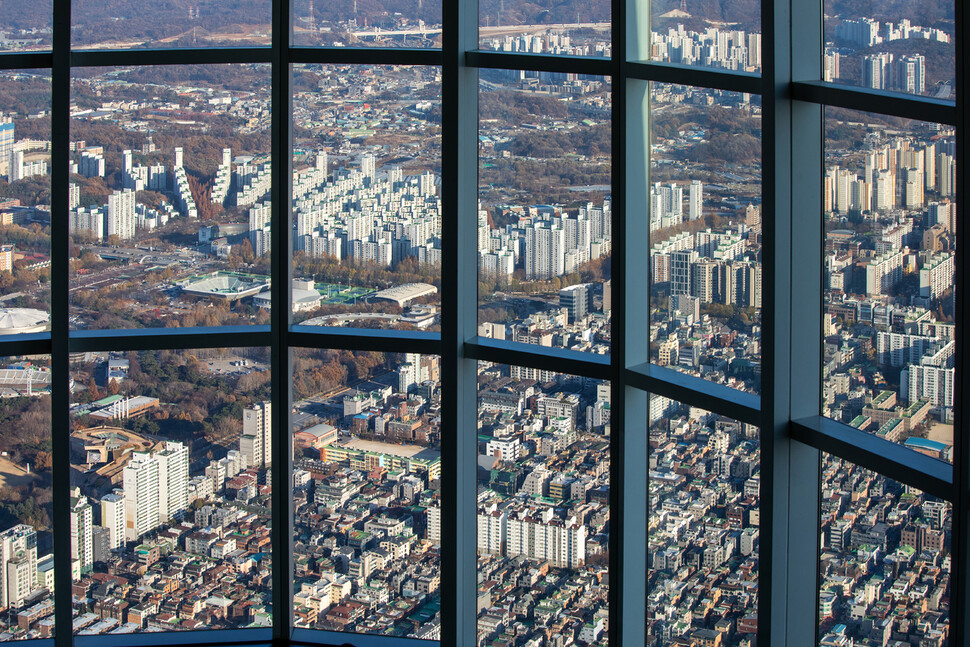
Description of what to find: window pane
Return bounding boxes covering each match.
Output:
[0,70,51,336]
[291,349,441,639]
[0,354,54,640]
[0,2,52,51]
[823,1,955,99]
[819,455,950,645]
[649,1,761,72]
[649,84,763,395]
[292,0,441,48]
[70,348,272,634]
[71,0,270,49]
[823,109,955,461]
[479,1,610,56]
[477,71,612,355]
[69,64,272,331]
[648,397,760,647]
[478,363,610,644]
[291,64,441,331]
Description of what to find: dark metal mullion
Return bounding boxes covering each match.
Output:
[70,47,272,67]
[607,0,626,641]
[0,333,51,357]
[624,364,761,426]
[951,0,969,640]
[464,338,612,381]
[791,417,954,500]
[289,327,441,355]
[792,80,957,126]
[626,60,761,95]
[68,327,272,353]
[0,51,53,69]
[270,0,293,641]
[440,0,478,639]
[760,0,793,644]
[51,0,72,643]
[465,50,611,76]
[289,47,442,66]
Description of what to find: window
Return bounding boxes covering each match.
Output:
[0,0,962,646]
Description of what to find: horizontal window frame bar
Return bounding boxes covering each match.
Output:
[291,628,437,647]
[627,61,762,95]
[466,50,613,76]
[68,326,271,352]
[791,415,954,501]
[73,629,272,647]
[0,332,52,357]
[792,80,957,125]
[70,47,273,68]
[0,51,53,69]
[290,47,442,66]
[290,325,441,354]
[464,337,612,380]
[625,362,762,426]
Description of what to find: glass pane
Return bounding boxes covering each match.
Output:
[823,108,956,461]
[292,0,441,48]
[0,70,51,336]
[477,363,610,645]
[71,0,270,49]
[291,349,441,639]
[479,1,610,57]
[649,1,761,72]
[0,1,52,51]
[291,64,441,331]
[648,398,760,647]
[819,454,950,645]
[478,71,612,355]
[0,354,54,640]
[649,84,763,395]
[823,1,955,99]
[69,64,272,331]
[69,348,272,634]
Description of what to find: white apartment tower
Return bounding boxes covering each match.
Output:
[99,492,126,551]
[70,489,93,575]
[241,401,272,468]
[107,189,137,240]
[0,525,38,609]
[123,450,160,541]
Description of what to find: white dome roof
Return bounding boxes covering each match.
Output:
[0,308,50,333]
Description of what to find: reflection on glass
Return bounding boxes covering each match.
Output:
[477,364,610,645]
[292,0,441,48]
[69,348,272,634]
[823,0,954,99]
[649,0,761,72]
[71,0,270,49]
[819,455,950,646]
[478,0,610,58]
[69,64,271,331]
[823,109,956,460]
[0,70,51,335]
[649,84,763,394]
[0,355,54,640]
[477,71,612,354]
[291,65,441,331]
[291,349,441,639]
[648,397,759,647]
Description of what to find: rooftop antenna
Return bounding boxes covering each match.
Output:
[680,0,687,12]
[354,0,358,15]
[308,0,316,32]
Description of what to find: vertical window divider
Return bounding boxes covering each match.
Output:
[952,0,969,639]
[271,0,294,642]
[441,0,479,644]
[51,0,73,644]
[786,0,824,645]
[761,0,792,644]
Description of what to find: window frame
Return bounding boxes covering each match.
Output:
[0,0,961,645]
